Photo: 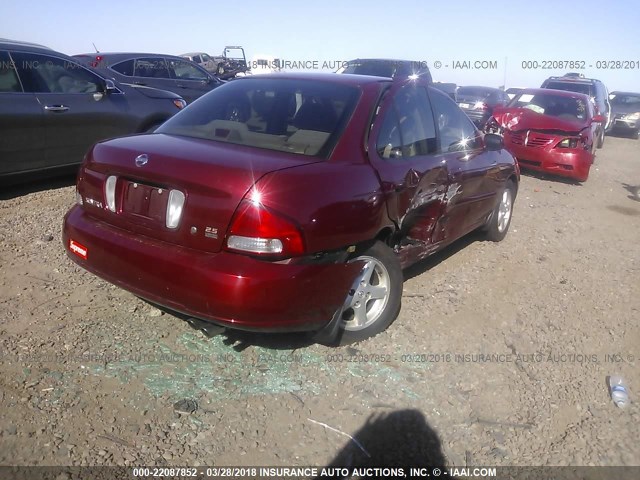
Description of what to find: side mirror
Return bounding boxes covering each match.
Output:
[484,133,504,151]
[105,79,119,94]
[592,114,605,123]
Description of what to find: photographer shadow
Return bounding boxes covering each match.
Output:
[317,409,454,479]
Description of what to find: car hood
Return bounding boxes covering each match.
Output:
[492,107,588,134]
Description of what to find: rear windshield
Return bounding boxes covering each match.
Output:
[157,78,360,157]
[610,94,640,106]
[341,62,398,78]
[456,87,494,99]
[509,93,588,121]
[544,81,593,97]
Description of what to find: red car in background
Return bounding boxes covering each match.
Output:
[63,73,519,345]
[487,88,604,182]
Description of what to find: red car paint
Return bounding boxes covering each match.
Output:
[490,89,600,182]
[63,73,518,334]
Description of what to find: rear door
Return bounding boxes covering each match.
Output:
[428,87,500,241]
[113,57,176,93]
[12,51,139,168]
[166,57,218,103]
[0,50,46,176]
[368,82,448,245]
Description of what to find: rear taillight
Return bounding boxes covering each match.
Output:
[166,190,185,229]
[173,99,187,109]
[90,55,103,68]
[225,197,304,257]
[105,175,117,212]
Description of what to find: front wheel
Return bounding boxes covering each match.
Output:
[484,181,516,242]
[316,241,403,346]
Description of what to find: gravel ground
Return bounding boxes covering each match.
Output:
[0,136,639,471]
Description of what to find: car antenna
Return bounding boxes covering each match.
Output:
[92,42,100,53]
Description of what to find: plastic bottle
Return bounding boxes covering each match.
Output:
[609,375,629,409]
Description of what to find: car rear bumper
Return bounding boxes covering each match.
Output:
[63,206,362,332]
[505,142,592,181]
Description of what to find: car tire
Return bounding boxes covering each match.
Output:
[317,241,403,346]
[596,128,605,148]
[484,180,516,242]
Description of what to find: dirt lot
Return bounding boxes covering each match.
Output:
[1,135,639,471]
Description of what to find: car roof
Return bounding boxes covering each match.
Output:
[180,52,209,57]
[75,52,194,62]
[516,88,591,100]
[544,75,601,85]
[345,58,423,64]
[458,85,503,92]
[610,91,640,97]
[234,71,393,86]
[0,38,54,53]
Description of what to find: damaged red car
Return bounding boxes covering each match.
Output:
[63,73,519,345]
[486,88,604,182]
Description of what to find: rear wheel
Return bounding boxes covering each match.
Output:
[318,241,402,346]
[485,181,515,242]
[596,128,605,148]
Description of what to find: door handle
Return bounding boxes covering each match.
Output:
[406,169,420,187]
[43,105,69,112]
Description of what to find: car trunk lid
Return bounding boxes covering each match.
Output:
[79,133,321,253]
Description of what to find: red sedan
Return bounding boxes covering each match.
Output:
[487,88,604,182]
[63,73,519,345]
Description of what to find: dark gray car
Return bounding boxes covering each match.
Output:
[607,91,640,139]
[74,52,222,103]
[0,39,187,184]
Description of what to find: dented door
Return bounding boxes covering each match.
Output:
[368,82,449,246]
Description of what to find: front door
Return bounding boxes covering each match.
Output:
[12,52,138,168]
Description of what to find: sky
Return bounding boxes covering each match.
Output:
[2,0,639,91]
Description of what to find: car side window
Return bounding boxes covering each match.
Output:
[134,58,170,79]
[376,85,437,159]
[0,51,22,92]
[167,59,208,81]
[428,87,482,153]
[11,52,101,94]
[111,59,134,76]
[376,107,403,159]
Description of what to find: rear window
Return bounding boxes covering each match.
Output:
[509,93,588,121]
[610,94,640,106]
[341,62,397,78]
[544,81,592,97]
[156,78,360,157]
[457,87,494,99]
